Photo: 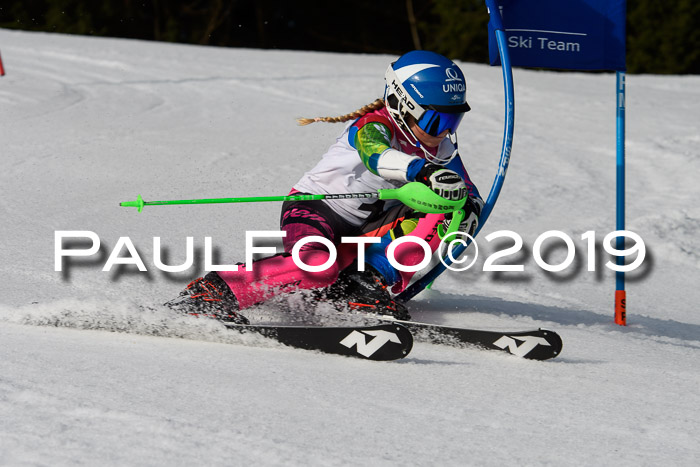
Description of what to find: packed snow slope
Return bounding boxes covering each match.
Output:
[1,29,699,466]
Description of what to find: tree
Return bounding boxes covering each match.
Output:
[418,0,490,64]
[627,0,700,74]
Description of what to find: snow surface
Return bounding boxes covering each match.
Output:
[1,28,699,466]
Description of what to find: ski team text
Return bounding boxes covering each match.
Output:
[509,35,581,53]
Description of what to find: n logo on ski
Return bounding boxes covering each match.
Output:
[339,329,403,358]
[492,335,551,358]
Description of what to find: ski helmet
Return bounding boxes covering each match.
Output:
[384,51,470,162]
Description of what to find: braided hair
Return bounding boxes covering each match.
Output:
[296,98,385,126]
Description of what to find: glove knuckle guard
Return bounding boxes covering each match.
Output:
[417,163,467,202]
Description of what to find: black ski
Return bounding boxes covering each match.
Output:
[382,319,562,360]
[223,322,413,361]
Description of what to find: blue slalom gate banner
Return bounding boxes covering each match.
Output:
[486,0,628,325]
[488,0,626,71]
[403,1,629,322]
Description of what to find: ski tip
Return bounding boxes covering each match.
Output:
[534,328,563,360]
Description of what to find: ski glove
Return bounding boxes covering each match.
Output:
[415,163,468,201]
[442,197,484,236]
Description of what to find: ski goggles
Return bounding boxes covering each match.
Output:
[415,107,468,137]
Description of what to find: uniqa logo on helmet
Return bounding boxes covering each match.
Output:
[443,83,466,93]
[443,67,466,94]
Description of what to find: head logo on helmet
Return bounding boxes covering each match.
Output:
[384,51,470,164]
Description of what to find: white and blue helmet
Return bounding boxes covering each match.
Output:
[384,51,470,162]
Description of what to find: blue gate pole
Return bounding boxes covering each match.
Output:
[396,0,514,302]
[615,71,627,325]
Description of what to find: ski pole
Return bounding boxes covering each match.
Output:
[120,182,465,215]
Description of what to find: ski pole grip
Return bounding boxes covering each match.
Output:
[379,182,465,214]
[437,209,466,239]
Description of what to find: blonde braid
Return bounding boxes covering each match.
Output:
[296,98,385,126]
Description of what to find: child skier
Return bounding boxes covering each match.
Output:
[166,50,483,323]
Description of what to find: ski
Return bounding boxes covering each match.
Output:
[222,322,413,361]
[381,319,562,360]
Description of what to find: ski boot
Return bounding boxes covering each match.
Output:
[325,265,411,321]
[165,271,249,325]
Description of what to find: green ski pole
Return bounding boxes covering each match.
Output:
[120,182,465,215]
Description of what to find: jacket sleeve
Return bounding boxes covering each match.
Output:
[348,114,422,182]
